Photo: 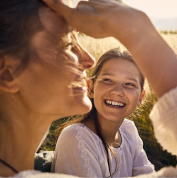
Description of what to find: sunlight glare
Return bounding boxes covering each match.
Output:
[123,0,177,18]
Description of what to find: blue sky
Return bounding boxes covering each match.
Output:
[123,0,177,30]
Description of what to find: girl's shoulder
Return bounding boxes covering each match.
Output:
[62,123,95,136]
[60,123,102,144]
[56,123,106,159]
[61,123,85,135]
[120,119,142,147]
[120,119,137,132]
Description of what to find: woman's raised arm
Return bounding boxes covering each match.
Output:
[43,0,177,98]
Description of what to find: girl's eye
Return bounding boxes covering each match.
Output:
[102,78,113,82]
[125,83,136,87]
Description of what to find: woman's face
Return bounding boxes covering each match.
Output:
[90,58,144,124]
[18,7,95,119]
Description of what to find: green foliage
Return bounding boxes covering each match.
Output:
[38,118,68,152]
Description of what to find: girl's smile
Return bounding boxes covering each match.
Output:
[104,99,126,108]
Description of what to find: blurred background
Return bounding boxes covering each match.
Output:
[124,0,177,31]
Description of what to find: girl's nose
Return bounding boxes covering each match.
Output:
[110,84,124,97]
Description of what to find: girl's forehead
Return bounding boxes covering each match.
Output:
[100,58,135,71]
[98,58,141,79]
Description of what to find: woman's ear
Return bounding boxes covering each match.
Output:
[0,56,20,93]
[87,79,94,98]
[137,90,145,106]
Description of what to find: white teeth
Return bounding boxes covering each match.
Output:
[105,100,125,107]
[119,103,124,106]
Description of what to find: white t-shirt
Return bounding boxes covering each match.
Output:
[51,119,154,177]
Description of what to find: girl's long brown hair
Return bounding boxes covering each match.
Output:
[55,48,145,177]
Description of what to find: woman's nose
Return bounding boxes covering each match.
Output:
[110,84,124,96]
[78,48,95,70]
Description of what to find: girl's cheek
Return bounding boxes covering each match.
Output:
[125,89,140,99]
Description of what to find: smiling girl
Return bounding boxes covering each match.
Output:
[51,48,155,177]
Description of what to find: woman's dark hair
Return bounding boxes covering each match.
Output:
[55,48,145,177]
[0,0,46,72]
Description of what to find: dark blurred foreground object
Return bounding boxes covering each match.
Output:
[34,151,54,172]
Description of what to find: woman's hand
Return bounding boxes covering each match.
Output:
[42,0,144,39]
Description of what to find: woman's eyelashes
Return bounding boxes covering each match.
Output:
[62,42,74,50]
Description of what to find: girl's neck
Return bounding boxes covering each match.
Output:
[106,131,122,148]
[83,115,124,148]
[97,112,124,140]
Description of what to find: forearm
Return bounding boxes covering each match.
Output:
[114,12,177,98]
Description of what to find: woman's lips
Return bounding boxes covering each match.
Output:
[70,79,86,87]
[73,86,87,91]
[69,79,87,92]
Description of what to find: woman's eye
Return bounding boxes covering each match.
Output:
[63,42,74,50]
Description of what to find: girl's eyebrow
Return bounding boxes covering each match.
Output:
[100,73,139,83]
[100,73,114,76]
[127,77,139,83]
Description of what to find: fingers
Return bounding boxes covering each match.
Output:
[41,0,126,38]
[42,0,73,18]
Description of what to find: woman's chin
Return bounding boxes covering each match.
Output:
[74,95,92,115]
[82,96,92,113]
